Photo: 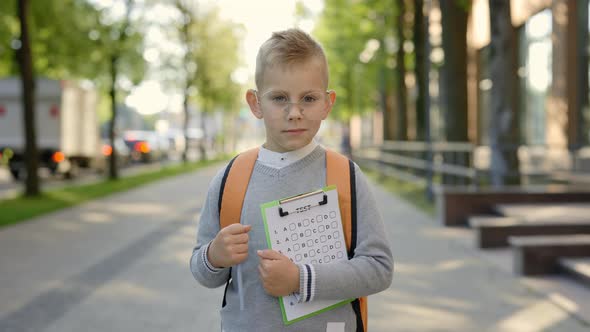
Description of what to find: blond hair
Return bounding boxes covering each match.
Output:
[255,28,329,89]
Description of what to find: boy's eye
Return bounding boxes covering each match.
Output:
[271,95,288,103]
[302,95,319,103]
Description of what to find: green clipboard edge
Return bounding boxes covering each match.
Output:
[259,185,354,326]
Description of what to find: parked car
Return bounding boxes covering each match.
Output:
[97,136,131,172]
[123,130,169,163]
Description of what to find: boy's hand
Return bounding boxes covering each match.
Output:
[257,249,300,297]
[208,224,251,268]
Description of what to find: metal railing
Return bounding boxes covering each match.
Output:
[352,140,590,199]
[353,141,477,199]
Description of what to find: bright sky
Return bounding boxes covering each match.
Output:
[122,0,323,115]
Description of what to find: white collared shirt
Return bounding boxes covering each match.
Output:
[258,140,318,169]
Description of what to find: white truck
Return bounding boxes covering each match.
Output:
[0,77,101,180]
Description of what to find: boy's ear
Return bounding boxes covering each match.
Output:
[322,90,337,119]
[246,89,263,119]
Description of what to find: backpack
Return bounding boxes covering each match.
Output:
[217,147,367,332]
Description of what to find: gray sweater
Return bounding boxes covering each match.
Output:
[190,146,393,332]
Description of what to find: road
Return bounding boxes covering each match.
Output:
[0,163,589,331]
[0,153,190,200]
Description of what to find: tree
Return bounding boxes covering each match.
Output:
[440,0,468,143]
[315,0,387,152]
[440,0,469,184]
[1,0,107,195]
[413,0,427,141]
[393,0,408,141]
[16,0,39,196]
[488,0,520,186]
[162,1,242,162]
[0,1,102,78]
[174,0,198,162]
[191,6,242,160]
[1,1,144,181]
[89,0,145,179]
[576,0,589,149]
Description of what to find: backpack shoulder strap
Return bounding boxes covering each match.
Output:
[326,149,367,332]
[218,147,259,309]
[325,149,353,253]
[219,147,259,229]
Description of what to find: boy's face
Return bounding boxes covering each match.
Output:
[246,58,336,153]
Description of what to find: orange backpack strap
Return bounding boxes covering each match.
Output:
[218,147,259,309]
[325,149,367,332]
[219,147,259,229]
[326,150,353,252]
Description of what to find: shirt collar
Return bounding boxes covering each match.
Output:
[258,140,319,169]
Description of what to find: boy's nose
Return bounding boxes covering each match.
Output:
[285,104,304,120]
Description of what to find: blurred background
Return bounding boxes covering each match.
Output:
[1,0,589,196]
[1,1,590,331]
[1,0,589,193]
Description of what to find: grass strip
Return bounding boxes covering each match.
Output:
[364,168,435,216]
[0,157,226,228]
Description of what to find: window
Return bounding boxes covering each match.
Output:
[518,9,552,145]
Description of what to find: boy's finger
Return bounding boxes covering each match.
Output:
[256,249,282,260]
[232,233,249,244]
[224,224,251,234]
[233,243,248,254]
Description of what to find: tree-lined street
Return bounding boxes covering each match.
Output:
[1,0,590,331]
[0,164,588,331]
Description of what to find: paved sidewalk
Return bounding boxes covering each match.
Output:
[369,183,590,331]
[0,164,588,331]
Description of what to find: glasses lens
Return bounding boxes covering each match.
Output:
[259,91,329,120]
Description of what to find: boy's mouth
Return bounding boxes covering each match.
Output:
[283,129,306,133]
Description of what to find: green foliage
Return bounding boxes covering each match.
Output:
[0,1,145,100]
[148,1,243,115]
[87,1,146,92]
[191,6,243,113]
[456,0,472,12]
[314,0,397,120]
[0,1,18,76]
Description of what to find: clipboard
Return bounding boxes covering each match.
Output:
[260,185,353,325]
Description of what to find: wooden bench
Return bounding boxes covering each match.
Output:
[436,186,590,226]
[509,235,590,276]
[558,258,590,287]
[469,216,590,248]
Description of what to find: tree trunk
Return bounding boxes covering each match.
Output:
[440,0,469,184]
[178,0,193,164]
[182,90,190,162]
[108,55,118,180]
[17,0,39,196]
[199,106,207,161]
[379,69,392,140]
[488,0,520,186]
[576,0,589,149]
[379,27,394,141]
[413,0,426,141]
[341,121,352,158]
[440,0,468,142]
[394,0,408,141]
[107,0,132,179]
[343,68,354,156]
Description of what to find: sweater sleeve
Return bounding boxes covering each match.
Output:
[189,166,231,288]
[302,164,393,301]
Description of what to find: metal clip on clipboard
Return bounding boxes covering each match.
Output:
[278,189,328,217]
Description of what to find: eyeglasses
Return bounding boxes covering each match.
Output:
[254,90,331,119]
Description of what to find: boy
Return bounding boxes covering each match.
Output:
[190,28,393,332]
